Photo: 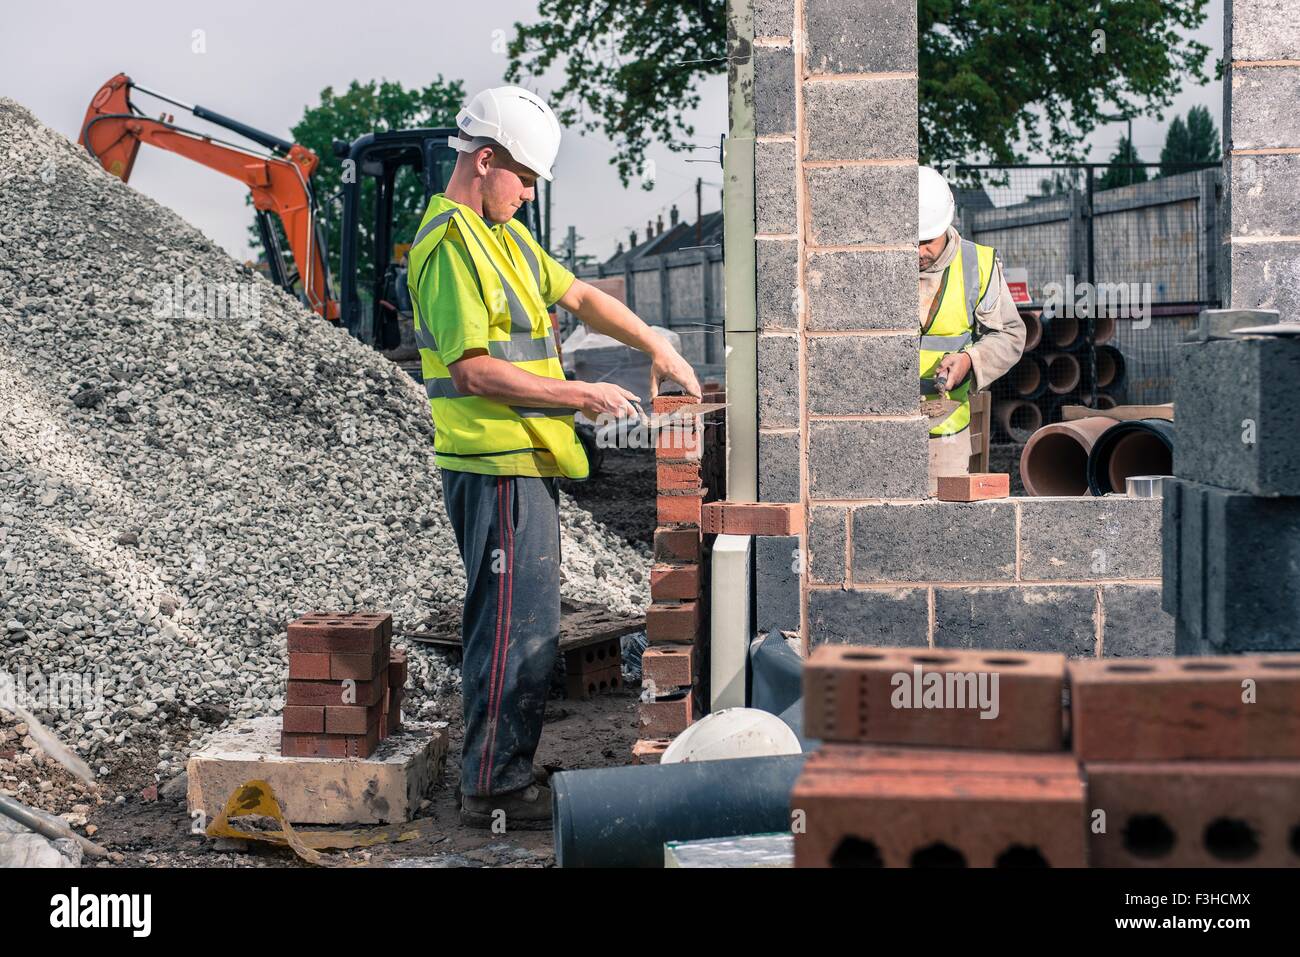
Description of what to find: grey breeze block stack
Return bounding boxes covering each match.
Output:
[1164,2,1300,654]
[1166,318,1300,654]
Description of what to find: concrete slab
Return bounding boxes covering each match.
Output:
[187,716,448,825]
[664,832,793,868]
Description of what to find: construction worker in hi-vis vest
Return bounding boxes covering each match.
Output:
[409,86,701,829]
[918,166,1027,495]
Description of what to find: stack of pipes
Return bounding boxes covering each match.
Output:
[992,307,1125,444]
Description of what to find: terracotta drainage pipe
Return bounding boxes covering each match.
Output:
[1087,419,1175,495]
[1021,309,1043,352]
[1046,314,1083,350]
[1007,354,1047,399]
[995,399,1043,443]
[1044,352,1081,394]
[1020,415,1119,496]
[1092,315,1116,347]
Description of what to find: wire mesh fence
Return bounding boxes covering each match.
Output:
[951,162,1221,450]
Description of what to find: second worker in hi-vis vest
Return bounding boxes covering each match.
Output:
[409,87,701,829]
[918,166,1026,494]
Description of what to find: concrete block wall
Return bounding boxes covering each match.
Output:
[1223,0,1300,314]
[805,498,1170,656]
[745,0,1171,657]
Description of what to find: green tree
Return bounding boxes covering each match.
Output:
[1159,104,1221,175]
[504,0,1211,183]
[1098,135,1149,189]
[250,77,465,289]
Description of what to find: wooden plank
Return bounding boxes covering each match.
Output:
[401,600,644,653]
[1062,403,1174,422]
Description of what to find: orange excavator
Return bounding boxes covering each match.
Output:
[79,73,339,321]
[78,73,551,358]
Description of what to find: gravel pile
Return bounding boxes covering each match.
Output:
[0,99,649,783]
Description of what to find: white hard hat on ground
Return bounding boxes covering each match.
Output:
[660,707,802,764]
[448,86,562,181]
[919,165,956,242]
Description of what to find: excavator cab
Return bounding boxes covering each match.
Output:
[332,130,547,369]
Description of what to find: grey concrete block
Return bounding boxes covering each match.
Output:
[808,506,847,584]
[1190,308,1281,341]
[755,140,797,235]
[934,586,1096,656]
[807,334,918,415]
[805,0,917,74]
[806,248,917,331]
[753,0,793,36]
[1230,0,1300,60]
[1101,586,1175,658]
[1174,337,1300,495]
[807,419,928,499]
[1165,477,1300,652]
[1229,154,1300,237]
[757,535,802,636]
[759,430,801,503]
[806,164,915,247]
[757,335,800,429]
[1229,67,1300,150]
[804,77,918,161]
[808,587,928,647]
[1018,498,1163,581]
[852,501,1016,583]
[754,45,796,135]
[1227,238,1300,315]
[756,239,799,330]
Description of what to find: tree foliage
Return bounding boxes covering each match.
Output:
[1098,134,1149,190]
[505,0,726,187]
[920,0,1210,164]
[504,0,1211,181]
[1159,104,1221,175]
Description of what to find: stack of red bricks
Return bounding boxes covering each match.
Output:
[1071,655,1300,866]
[636,385,725,760]
[281,611,407,759]
[793,645,1083,867]
[793,645,1300,867]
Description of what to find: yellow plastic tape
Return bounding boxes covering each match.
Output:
[205,779,437,866]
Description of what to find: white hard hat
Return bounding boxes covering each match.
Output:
[918,165,955,241]
[449,86,562,181]
[660,707,802,764]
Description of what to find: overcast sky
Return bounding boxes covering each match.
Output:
[1,0,1219,263]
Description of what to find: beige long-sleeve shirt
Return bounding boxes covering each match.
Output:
[919,227,1026,391]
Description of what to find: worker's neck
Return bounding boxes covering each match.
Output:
[444,169,485,218]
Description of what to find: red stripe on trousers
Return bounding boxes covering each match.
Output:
[478,477,507,793]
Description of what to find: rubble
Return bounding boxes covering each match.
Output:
[0,98,649,784]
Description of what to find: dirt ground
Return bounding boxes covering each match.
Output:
[76,682,644,868]
[4,445,657,868]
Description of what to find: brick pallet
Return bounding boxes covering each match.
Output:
[281,611,407,759]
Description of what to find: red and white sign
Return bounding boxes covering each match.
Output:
[1003,267,1031,305]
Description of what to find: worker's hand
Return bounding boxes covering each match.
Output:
[578,382,642,421]
[936,351,973,392]
[650,343,702,400]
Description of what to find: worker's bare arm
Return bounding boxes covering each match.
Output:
[557,280,702,398]
[449,350,640,419]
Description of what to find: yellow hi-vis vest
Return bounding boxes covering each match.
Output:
[407,195,588,478]
[921,239,996,436]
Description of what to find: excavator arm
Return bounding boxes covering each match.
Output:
[79,74,339,321]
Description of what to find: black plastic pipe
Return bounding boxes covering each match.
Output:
[1087,418,1174,495]
[552,754,808,867]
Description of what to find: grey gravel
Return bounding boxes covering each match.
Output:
[0,99,649,779]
